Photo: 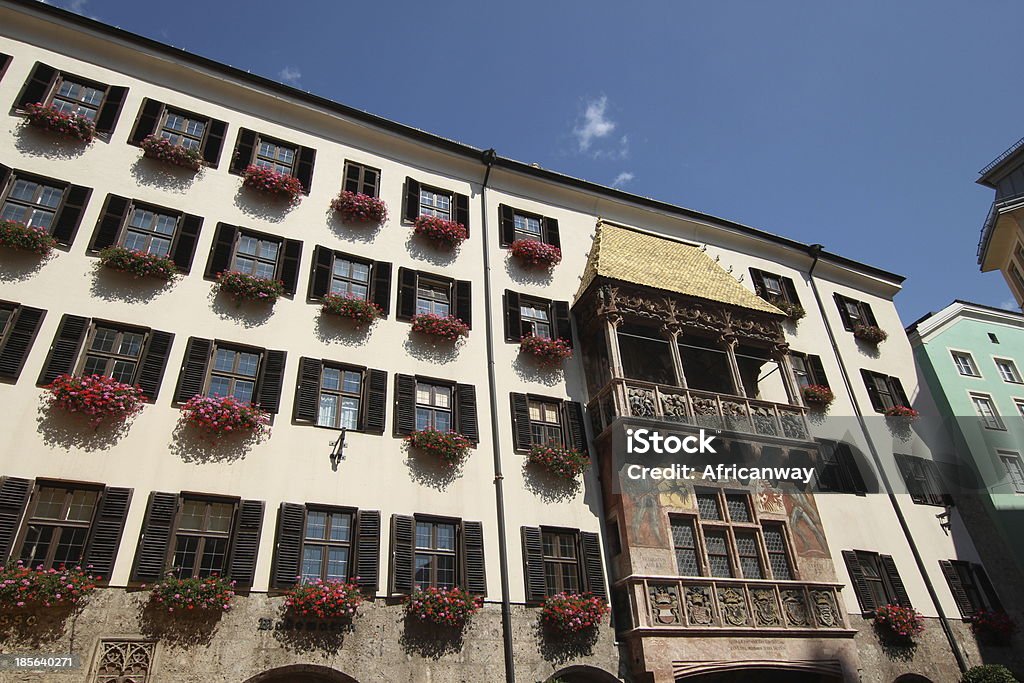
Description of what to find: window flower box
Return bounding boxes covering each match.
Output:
[284,578,364,620]
[854,324,888,345]
[241,164,303,204]
[216,270,285,303]
[410,313,468,341]
[520,335,573,365]
[139,134,202,171]
[884,405,919,421]
[406,428,472,468]
[540,592,609,634]
[321,294,382,326]
[873,603,924,642]
[405,586,481,628]
[971,608,1016,644]
[802,384,834,409]
[331,191,387,224]
[509,239,562,268]
[179,394,270,437]
[46,373,146,428]
[0,562,99,610]
[148,575,235,614]
[769,297,805,323]
[0,219,56,256]
[98,246,178,281]
[412,215,467,249]
[527,443,589,481]
[23,102,95,143]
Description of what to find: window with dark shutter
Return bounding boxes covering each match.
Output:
[89,196,194,259]
[82,486,132,582]
[455,280,472,329]
[205,223,301,296]
[393,374,417,436]
[521,526,547,604]
[37,314,88,385]
[130,491,178,583]
[861,370,909,413]
[173,337,212,404]
[456,384,479,443]
[364,369,388,434]
[15,63,57,110]
[0,167,92,247]
[307,246,391,316]
[229,128,258,175]
[510,393,532,451]
[842,550,876,614]
[896,454,946,506]
[0,304,46,381]
[389,514,415,594]
[228,499,264,588]
[271,502,305,589]
[342,161,380,197]
[580,531,607,599]
[0,54,12,84]
[355,509,381,592]
[816,441,867,495]
[499,204,560,248]
[880,554,911,607]
[0,476,32,562]
[462,520,486,595]
[256,349,287,414]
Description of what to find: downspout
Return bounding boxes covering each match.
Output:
[478,148,516,683]
[805,244,968,674]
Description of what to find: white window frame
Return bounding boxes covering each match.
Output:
[993,357,1022,384]
[949,350,980,378]
[998,450,1024,494]
[969,392,1005,431]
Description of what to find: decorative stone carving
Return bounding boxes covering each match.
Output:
[780,413,808,440]
[691,397,718,417]
[718,586,750,626]
[628,387,657,418]
[95,641,155,683]
[684,585,715,626]
[812,590,839,628]
[750,405,778,436]
[660,393,689,421]
[751,588,782,627]
[781,589,809,627]
[649,584,682,625]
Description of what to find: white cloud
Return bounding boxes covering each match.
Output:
[278,66,302,86]
[999,298,1020,311]
[574,96,616,152]
[611,171,635,188]
[41,0,89,14]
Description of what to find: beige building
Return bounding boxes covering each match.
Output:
[977,137,1024,310]
[0,1,1017,682]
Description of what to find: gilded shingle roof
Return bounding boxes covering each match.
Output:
[576,222,784,315]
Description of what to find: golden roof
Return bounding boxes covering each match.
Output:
[577,222,783,315]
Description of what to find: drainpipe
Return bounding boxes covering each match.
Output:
[478,148,516,683]
[805,244,968,673]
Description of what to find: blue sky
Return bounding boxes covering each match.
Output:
[45,0,1024,322]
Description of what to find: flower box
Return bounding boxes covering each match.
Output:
[971,608,1016,644]
[241,164,303,204]
[46,374,146,428]
[321,294,382,325]
[23,102,95,143]
[412,215,467,249]
[0,562,98,610]
[873,603,924,642]
[148,575,235,614]
[802,384,834,409]
[98,246,178,281]
[410,313,468,341]
[140,134,202,171]
[216,270,285,303]
[331,191,387,224]
[405,586,481,627]
[540,592,609,634]
[179,394,270,437]
[854,324,888,345]
[527,443,589,481]
[0,219,56,256]
[407,429,473,467]
[284,578,364,620]
[769,297,805,322]
[509,239,562,268]
[884,405,919,421]
[520,335,572,365]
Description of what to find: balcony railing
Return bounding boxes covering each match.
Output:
[620,574,851,635]
[587,378,812,443]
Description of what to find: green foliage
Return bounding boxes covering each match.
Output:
[962,665,1020,683]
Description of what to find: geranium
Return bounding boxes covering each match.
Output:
[411,313,469,341]
[331,191,387,224]
[884,405,920,420]
[802,384,834,409]
[972,608,1016,641]
[769,297,805,322]
[321,294,382,325]
[405,586,481,627]
[527,443,589,481]
[854,324,888,345]
[241,164,303,204]
[46,374,146,427]
[509,239,562,268]
[149,575,235,613]
[139,134,203,171]
[216,270,285,303]
[874,603,924,640]
[540,592,609,634]
[407,428,473,467]
[23,102,95,142]
[0,562,98,609]
[179,394,270,437]
[0,219,56,255]
[98,246,178,280]
[413,215,467,248]
[520,335,573,365]
[284,578,364,620]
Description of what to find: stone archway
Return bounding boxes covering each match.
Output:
[894,676,933,683]
[674,659,845,683]
[548,664,623,683]
[243,664,360,683]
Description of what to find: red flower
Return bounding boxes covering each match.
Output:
[874,603,924,639]
[321,294,382,325]
[411,313,469,341]
[284,578,364,619]
[139,134,202,171]
[23,102,95,142]
[540,592,608,633]
[802,384,834,409]
[0,219,57,256]
[149,575,235,614]
[99,246,178,280]
[406,429,473,467]
[509,239,561,268]
[179,394,270,437]
[854,324,888,344]
[413,215,467,248]
[405,586,481,627]
[520,335,572,365]
[0,562,99,610]
[527,443,589,480]
[241,164,303,204]
[884,405,919,420]
[46,374,146,427]
[331,191,387,224]
[216,270,285,303]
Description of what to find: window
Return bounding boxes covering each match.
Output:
[415,381,452,432]
[503,291,571,343]
[159,109,206,151]
[174,338,285,413]
[989,333,1000,344]
[397,269,471,327]
[205,224,303,296]
[750,268,800,307]
[171,499,233,579]
[229,129,315,192]
[999,452,1024,493]
[521,526,604,603]
[842,550,910,613]
[835,294,878,331]
[861,370,910,412]
[995,358,1022,383]
[233,233,279,280]
[762,524,793,580]
[509,393,586,453]
[81,325,145,384]
[1009,263,1024,294]
[414,519,457,589]
[18,485,98,569]
[308,247,392,313]
[679,335,732,393]
[951,351,980,377]
[856,552,890,608]
[416,278,450,317]
[0,305,12,340]
[85,196,203,273]
[301,509,353,583]
[0,301,46,382]
[121,206,178,258]
[394,375,478,441]
[895,454,947,506]
[498,204,560,248]
[617,324,675,386]
[940,560,1001,618]
[294,359,386,433]
[1016,400,1024,419]
[1,176,64,231]
[128,99,227,167]
[419,188,451,220]
[50,76,105,121]
[342,161,380,197]
[317,366,362,430]
[970,393,1005,430]
[208,346,261,404]
[791,353,829,390]
[255,137,296,175]
[529,400,563,446]
[403,178,469,232]
[15,63,126,134]
[514,212,543,241]
[542,530,581,595]
[271,504,379,590]
[521,299,552,339]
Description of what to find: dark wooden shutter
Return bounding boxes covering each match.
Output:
[228,499,264,588]
[975,565,1002,611]
[454,193,469,236]
[807,355,829,388]
[293,357,322,423]
[891,377,910,408]
[545,217,560,248]
[835,294,854,331]
[581,531,607,599]
[295,146,316,194]
[0,476,31,562]
[863,302,879,327]
[0,305,45,380]
[565,401,588,454]
[940,560,975,618]
[782,276,801,306]
[88,194,130,251]
[229,128,257,175]
[749,269,767,297]
[511,393,532,451]
[521,526,546,603]
[51,184,91,246]
[131,492,178,583]
[895,455,925,504]
[396,268,417,321]
[271,503,305,589]
[94,86,127,135]
[403,177,420,222]
[363,369,387,434]
[0,54,9,83]
[504,291,521,342]
[37,313,88,385]
[279,239,303,296]
[257,349,287,414]
[172,214,202,273]
[456,383,479,443]
[394,374,416,436]
[202,118,228,166]
[860,369,885,413]
[173,337,212,403]
[129,98,163,145]
[880,554,911,607]
[82,486,132,582]
[455,280,472,329]
[0,163,10,192]
[499,204,515,247]
[16,63,56,108]
[553,301,572,343]
[308,246,333,300]
[842,551,876,613]
[463,520,486,595]
[204,223,237,278]
[836,442,867,494]
[135,330,174,402]
[371,261,392,316]
[355,510,381,591]
[390,514,415,594]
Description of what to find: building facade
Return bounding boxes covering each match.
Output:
[0,2,1016,682]
[976,138,1024,311]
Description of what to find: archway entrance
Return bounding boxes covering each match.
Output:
[548,664,622,682]
[243,665,359,683]
[680,671,839,683]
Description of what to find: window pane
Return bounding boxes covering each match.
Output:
[317,394,338,427]
[416,522,432,549]
[340,397,359,429]
[305,511,327,540]
[726,495,751,523]
[207,503,234,533]
[34,488,65,519]
[179,501,205,530]
[214,349,236,372]
[327,547,349,580]
[414,555,432,588]
[173,536,199,575]
[19,525,53,568]
[436,524,455,551]
[208,376,231,398]
[198,537,229,577]
[436,554,456,588]
[433,411,450,433]
[301,546,323,582]
[696,494,721,520]
[415,408,431,431]
[329,513,351,542]
[91,328,117,353]
[322,367,341,391]
[231,380,254,404]
[52,526,88,566]
[237,353,259,377]
[342,371,361,394]
[66,489,97,521]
